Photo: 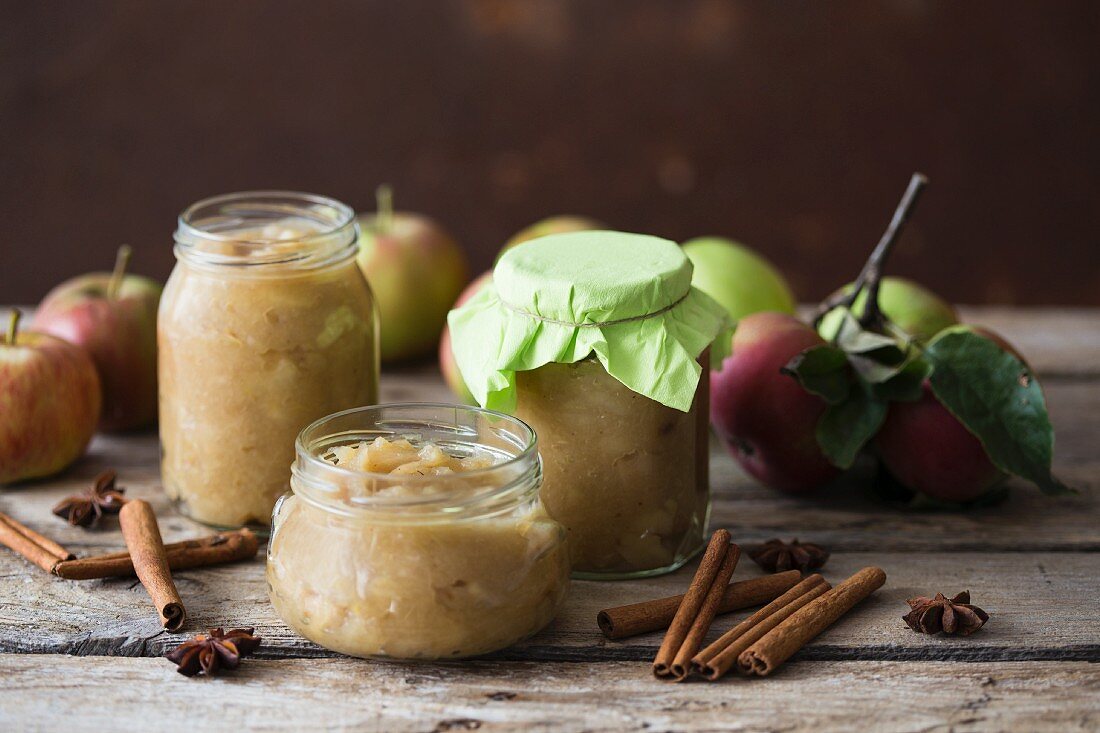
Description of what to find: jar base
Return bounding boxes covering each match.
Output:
[174,502,272,539]
[570,542,705,581]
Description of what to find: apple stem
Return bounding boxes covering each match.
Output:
[108,245,132,300]
[812,172,928,332]
[375,184,394,234]
[6,308,21,346]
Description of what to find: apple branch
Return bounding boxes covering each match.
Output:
[375,184,394,234]
[108,245,133,300]
[812,172,929,331]
[6,308,21,346]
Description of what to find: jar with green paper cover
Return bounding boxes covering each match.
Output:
[447,231,731,578]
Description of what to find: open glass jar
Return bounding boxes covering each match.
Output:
[448,231,731,579]
[267,403,570,660]
[159,192,379,530]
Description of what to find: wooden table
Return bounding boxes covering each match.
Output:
[2,307,1098,732]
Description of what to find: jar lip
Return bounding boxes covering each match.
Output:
[177,190,356,244]
[292,402,540,512]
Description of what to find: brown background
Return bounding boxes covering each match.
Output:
[2,0,1098,305]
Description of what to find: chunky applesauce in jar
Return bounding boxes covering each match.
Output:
[160,192,378,529]
[447,231,731,578]
[267,404,569,660]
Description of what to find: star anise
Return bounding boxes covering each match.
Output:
[903,591,989,636]
[748,538,830,573]
[166,627,263,677]
[52,470,127,527]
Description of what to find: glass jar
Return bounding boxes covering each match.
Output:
[159,191,379,530]
[446,231,731,579]
[515,352,710,579]
[267,404,570,660]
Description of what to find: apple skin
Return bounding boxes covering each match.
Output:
[33,273,161,432]
[357,212,469,363]
[711,312,840,492]
[818,277,958,343]
[498,215,604,260]
[874,383,1003,503]
[439,271,493,404]
[874,326,1020,503]
[682,237,796,322]
[0,328,102,484]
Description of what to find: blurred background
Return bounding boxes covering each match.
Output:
[2,0,1098,305]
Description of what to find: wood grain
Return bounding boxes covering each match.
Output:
[1,655,1096,733]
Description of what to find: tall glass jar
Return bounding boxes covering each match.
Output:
[514,351,710,578]
[447,231,731,579]
[159,192,379,529]
[267,403,570,660]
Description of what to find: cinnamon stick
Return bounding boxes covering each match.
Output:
[53,529,259,580]
[692,574,831,680]
[653,529,734,679]
[597,569,801,639]
[669,542,740,680]
[118,499,186,631]
[739,566,887,676]
[0,511,74,573]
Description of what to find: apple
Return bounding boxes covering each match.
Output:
[1,309,102,484]
[357,187,469,362]
[873,326,1020,503]
[710,312,839,492]
[682,237,796,322]
[33,246,162,432]
[498,215,604,260]
[818,277,957,343]
[439,271,493,404]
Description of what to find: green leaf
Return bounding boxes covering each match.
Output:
[782,344,851,404]
[873,356,932,402]
[815,385,888,469]
[835,310,905,358]
[924,327,1074,495]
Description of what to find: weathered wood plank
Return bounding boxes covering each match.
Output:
[1,549,1097,662]
[1,655,1096,733]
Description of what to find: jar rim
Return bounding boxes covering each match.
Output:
[291,402,541,515]
[175,190,358,268]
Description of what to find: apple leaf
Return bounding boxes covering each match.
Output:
[924,327,1074,495]
[835,310,906,360]
[873,355,932,402]
[782,345,851,405]
[815,385,888,469]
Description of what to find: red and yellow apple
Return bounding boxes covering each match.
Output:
[33,246,161,432]
[710,312,839,492]
[357,188,469,362]
[1,310,102,483]
[439,271,493,404]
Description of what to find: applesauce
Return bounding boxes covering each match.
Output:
[160,192,378,529]
[515,353,710,578]
[267,404,570,660]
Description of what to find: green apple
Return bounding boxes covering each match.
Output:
[682,237,796,322]
[357,187,469,363]
[33,246,161,431]
[1,310,102,483]
[818,277,958,343]
[498,215,604,261]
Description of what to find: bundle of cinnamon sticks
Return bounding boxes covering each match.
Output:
[0,503,259,632]
[600,528,886,682]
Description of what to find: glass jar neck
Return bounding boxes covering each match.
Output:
[174,191,358,270]
[290,404,542,523]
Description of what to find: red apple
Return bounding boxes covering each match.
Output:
[357,187,469,362]
[439,271,493,404]
[710,312,840,492]
[1,310,102,483]
[874,327,1019,503]
[33,246,161,431]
